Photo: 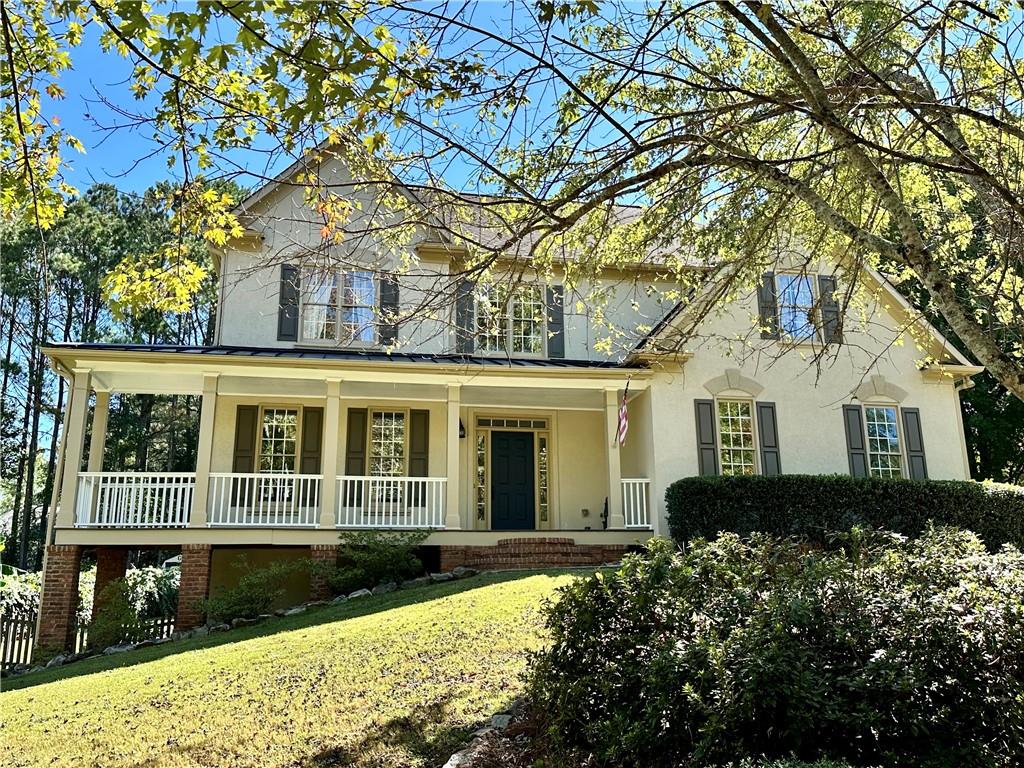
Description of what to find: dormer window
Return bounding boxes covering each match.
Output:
[301,267,378,345]
[475,284,546,355]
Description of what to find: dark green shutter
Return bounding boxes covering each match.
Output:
[546,285,565,358]
[299,407,323,505]
[232,405,258,504]
[757,273,779,340]
[379,274,399,345]
[843,405,869,478]
[455,279,475,354]
[818,274,842,344]
[901,407,928,480]
[756,402,782,475]
[344,408,368,506]
[278,264,300,342]
[233,405,258,472]
[409,410,429,506]
[695,399,719,476]
[345,409,368,475]
[409,410,429,476]
[300,407,323,474]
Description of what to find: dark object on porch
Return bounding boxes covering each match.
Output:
[666,474,1024,551]
[439,538,628,571]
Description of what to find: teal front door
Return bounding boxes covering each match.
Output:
[490,431,535,530]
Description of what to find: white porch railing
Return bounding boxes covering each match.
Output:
[336,476,447,529]
[75,472,195,528]
[208,473,321,527]
[621,478,652,529]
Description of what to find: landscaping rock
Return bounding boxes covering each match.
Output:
[134,639,156,649]
[305,600,329,608]
[490,713,513,730]
[441,749,474,768]
[231,617,260,628]
[103,644,135,655]
[192,626,209,638]
[283,606,307,616]
[28,665,43,674]
[348,588,372,599]
[372,581,397,595]
[400,576,431,589]
[273,608,287,617]
[331,594,348,604]
[452,566,478,579]
[209,623,231,633]
[45,653,68,668]
[258,613,273,621]
[429,572,454,583]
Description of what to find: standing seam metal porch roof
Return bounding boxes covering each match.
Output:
[44,342,641,369]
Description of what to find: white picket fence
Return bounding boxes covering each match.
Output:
[336,476,447,528]
[621,478,652,529]
[207,473,321,527]
[75,472,195,528]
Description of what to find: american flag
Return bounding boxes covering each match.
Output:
[616,379,630,446]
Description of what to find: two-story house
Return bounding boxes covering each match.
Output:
[35,152,982,654]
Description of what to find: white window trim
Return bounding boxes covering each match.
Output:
[366,407,410,477]
[862,402,906,479]
[474,284,548,358]
[715,397,759,476]
[299,266,381,348]
[256,404,303,475]
[775,271,820,343]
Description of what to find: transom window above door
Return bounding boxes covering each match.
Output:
[475,284,546,355]
[301,267,377,345]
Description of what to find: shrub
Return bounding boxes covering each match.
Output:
[320,529,429,595]
[528,530,1024,767]
[89,579,141,650]
[666,474,1024,550]
[201,557,311,623]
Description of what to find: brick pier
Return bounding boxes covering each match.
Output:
[176,544,213,629]
[35,544,84,658]
[309,544,340,601]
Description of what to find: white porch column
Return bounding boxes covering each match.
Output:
[189,373,219,528]
[604,387,625,529]
[87,390,110,472]
[56,369,91,529]
[445,384,462,529]
[319,378,343,529]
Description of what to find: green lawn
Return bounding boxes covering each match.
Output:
[1,570,576,768]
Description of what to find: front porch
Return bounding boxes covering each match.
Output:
[45,345,661,546]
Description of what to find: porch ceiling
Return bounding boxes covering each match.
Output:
[461,385,605,410]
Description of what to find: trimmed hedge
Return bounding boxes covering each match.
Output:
[667,474,1024,550]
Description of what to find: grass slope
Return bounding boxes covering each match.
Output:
[1,571,575,768]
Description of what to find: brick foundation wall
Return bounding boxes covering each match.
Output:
[439,538,629,572]
[92,547,129,620]
[36,545,84,658]
[309,544,339,601]
[176,544,213,629]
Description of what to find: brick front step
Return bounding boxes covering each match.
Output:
[439,538,628,571]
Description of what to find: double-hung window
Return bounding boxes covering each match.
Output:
[301,267,378,345]
[369,410,406,477]
[776,273,817,340]
[476,284,546,355]
[259,408,298,473]
[717,399,756,475]
[864,405,903,478]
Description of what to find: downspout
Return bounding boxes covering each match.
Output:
[953,376,975,480]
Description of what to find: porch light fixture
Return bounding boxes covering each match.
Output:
[459,418,466,438]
